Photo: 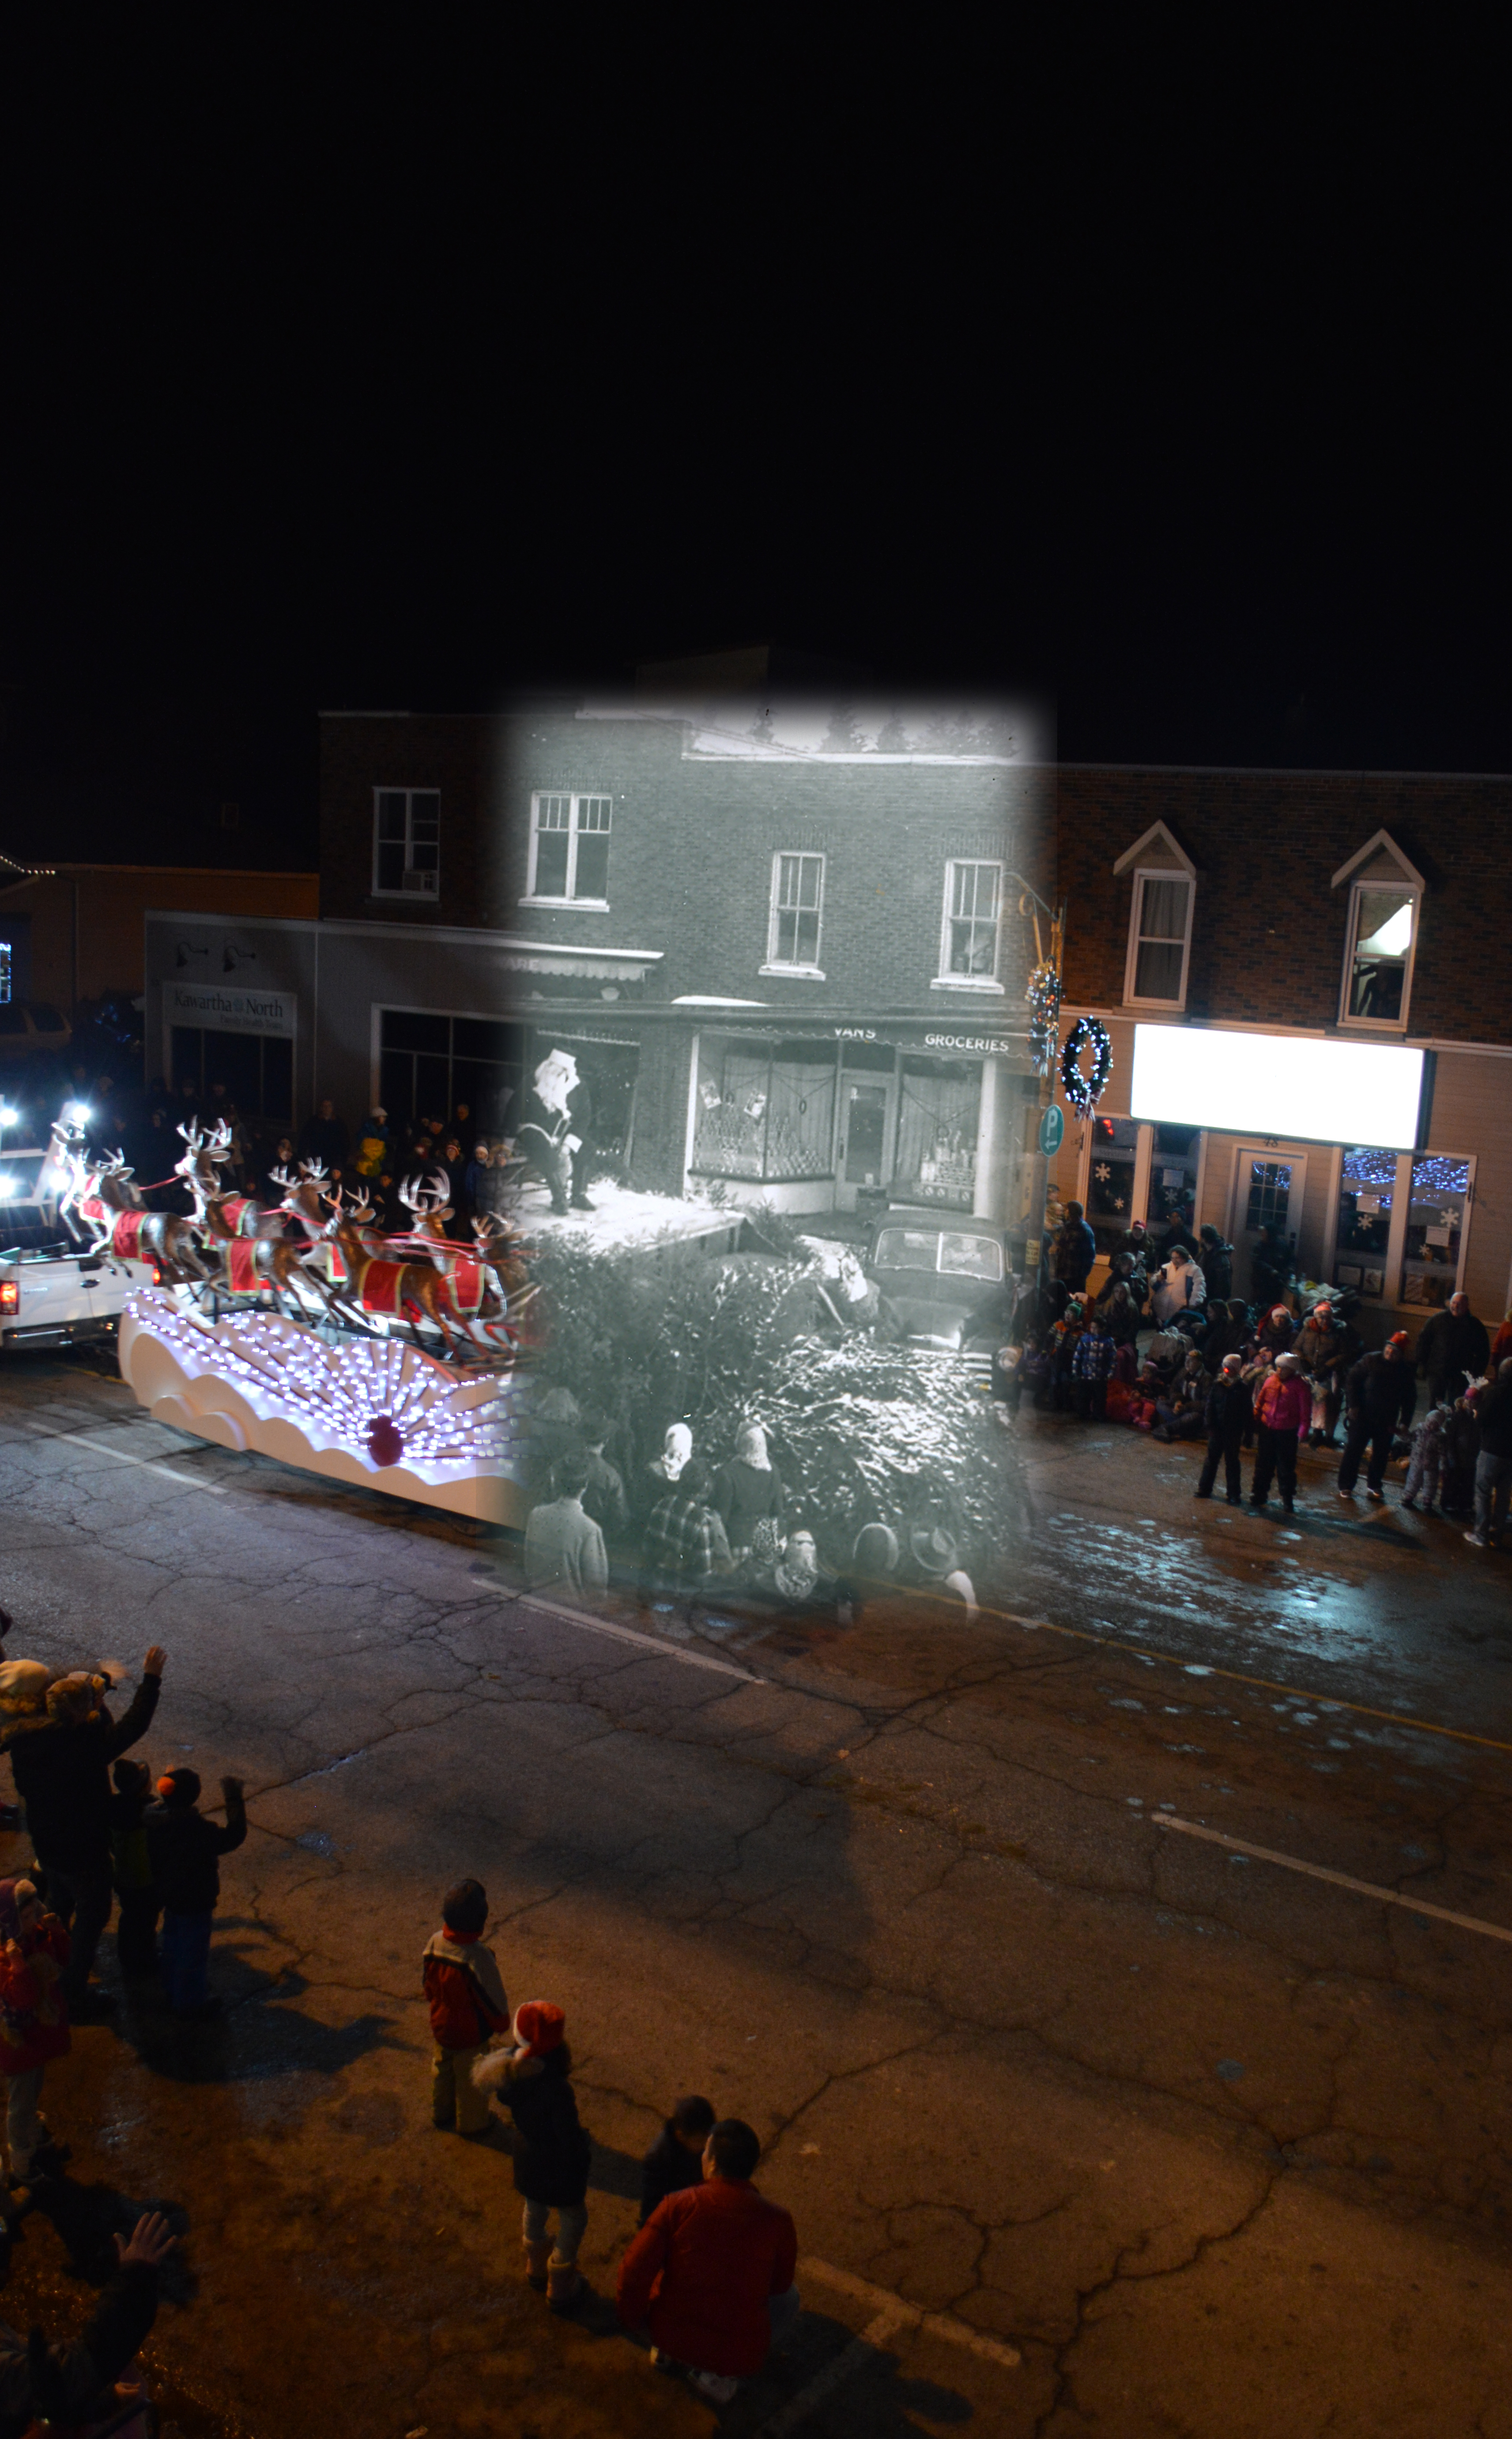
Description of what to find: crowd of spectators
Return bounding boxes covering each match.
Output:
[999,1202,1512,1544]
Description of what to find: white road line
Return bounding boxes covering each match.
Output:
[757,2316,904,2435]
[24,1424,228,1495]
[1154,1814,1512,1945]
[796,2258,1021,2368]
[513,1592,759,1683]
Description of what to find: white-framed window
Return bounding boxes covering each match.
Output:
[523,792,613,906]
[1339,880,1420,1029]
[373,789,440,898]
[761,852,826,974]
[1123,870,1194,1009]
[934,859,1004,989]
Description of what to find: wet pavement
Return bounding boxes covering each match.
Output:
[2,1348,1512,2435]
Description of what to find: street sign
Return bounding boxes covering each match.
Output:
[1038,1105,1064,1156]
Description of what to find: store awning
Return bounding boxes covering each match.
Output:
[495,936,664,982]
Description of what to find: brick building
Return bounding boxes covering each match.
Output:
[487,702,1052,1236]
[1049,768,1512,1347]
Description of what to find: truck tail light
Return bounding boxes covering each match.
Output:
[0,1281,18,1314]
[151,1265,163,1285]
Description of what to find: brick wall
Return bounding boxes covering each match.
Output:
[318,715,493,927]
[1058,767,1512,1044]
[494,714,1053,1009]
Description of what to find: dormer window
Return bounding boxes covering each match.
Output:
[1113,822,1196,1012]
[1331,831,1424,1032]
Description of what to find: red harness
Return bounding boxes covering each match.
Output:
[109,1211,147,1262]
[225,1239,264,1294]
[358,1258,412,1318]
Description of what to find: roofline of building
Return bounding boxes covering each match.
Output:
[1058,1002,1512,1058]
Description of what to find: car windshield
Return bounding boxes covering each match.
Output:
[0,1152,47,1206]
[873,1227,1002,1281]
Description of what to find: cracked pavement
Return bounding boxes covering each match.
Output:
[3,1356,1512,2434]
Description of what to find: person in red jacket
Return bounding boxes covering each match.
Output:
[421,1879,511,2136]
[0,1874,71,2200]
[617,2117,799,2406]
[1249,1348,1311,1514]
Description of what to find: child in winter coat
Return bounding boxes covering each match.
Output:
[422,1878,512,2136]
[1403,1404,1450,1514]
[474,2000,593,2312]
[108,1759,160,1978]
[640,2094,716,2226]
[143,1769,247,2020]
[0,1875,70,2198]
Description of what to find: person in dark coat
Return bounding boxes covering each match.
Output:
[474,2000,593,2312]
[640,2095,716,2226]
[1249,1224,1294,1316]
[1203,1299,1253,1375]
[0,2212,177,2427]
[1417,1294,1492,1411]
[1194,1353,1251,1503]
[1440,1393,1482,1519]
[144,1767,247,2019]
[1054,1203,1097,1294]
[107,1758,161,1979]
[1338,1333,1417,1503]
[4,1650,164,2019]
[1198,1224,1233,1305]
[298,1098,349,1170]
[1095,1276,1141,1350]
[711,1423,785,1564]
[1295,1302,1357,1447]
[1465,1358,1512,1548]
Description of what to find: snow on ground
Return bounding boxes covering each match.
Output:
[508,1177,741,1254]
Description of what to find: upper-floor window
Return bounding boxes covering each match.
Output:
[762,852,825,974]
[1125,872,1193,1006]
[935,859,1003,989]
[1113,822,1197,1011]
[524,792,612,905]
[1332,830,1424,1032]
[373,789,440,898]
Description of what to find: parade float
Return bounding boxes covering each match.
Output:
[49,1115,534,1524]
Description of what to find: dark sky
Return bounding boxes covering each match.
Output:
[3,25,1506,871]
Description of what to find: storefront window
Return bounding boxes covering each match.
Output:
[1086,1115,1140,1255]
[1149,1123,1199,1237]
[1400,1153,1471,1310]
[895,1057,979,1208]
[1332,1144,1396,1301]
[691,1036,836,1182]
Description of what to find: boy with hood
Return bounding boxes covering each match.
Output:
[640,2095,716,2226]
[422,1877,512,2137]
[144,1767,247,2020]
[1195,1352,1251,1503]
[0,1875,71,2199]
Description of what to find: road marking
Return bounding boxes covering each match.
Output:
[513,1592,760,1682]
[796,2258,1021,2368]
[25,1424,228,1495]
[1154,1813,1512,1946]
[757,2317,903,2434]
[987,1604,1512,1759]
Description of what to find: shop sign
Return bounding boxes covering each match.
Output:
[165,983,296,1038]
[833,1024,1016,1057]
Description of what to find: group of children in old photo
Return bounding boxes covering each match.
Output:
[424,1873,800,2407]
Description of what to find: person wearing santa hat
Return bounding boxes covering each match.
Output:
[473,2001,592,2311]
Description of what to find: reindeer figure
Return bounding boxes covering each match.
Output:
[322,1185,481,1356]
[202,1163,343,1318]
[175,1119,264,1242]
[53,1127,207,1280]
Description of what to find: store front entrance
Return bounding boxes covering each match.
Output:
[1228,1146,1309,1301]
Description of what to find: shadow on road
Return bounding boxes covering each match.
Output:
[113,1927,400,2085]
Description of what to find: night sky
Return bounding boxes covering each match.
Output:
[3,26,1506,874]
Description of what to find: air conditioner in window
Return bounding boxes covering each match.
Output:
[402,869,439,895]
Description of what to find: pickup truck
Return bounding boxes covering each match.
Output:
[0,1147,157,1353]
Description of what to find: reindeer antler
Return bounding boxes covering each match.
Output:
[300,1158,329,1183]
[177,1120,205,1148]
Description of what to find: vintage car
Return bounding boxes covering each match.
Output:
[863,1208,1016,1353]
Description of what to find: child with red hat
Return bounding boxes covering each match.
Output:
[474,2000,593,2311]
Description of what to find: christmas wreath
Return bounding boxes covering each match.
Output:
[1026,963,1062,1074]
[1060,1016,1112,1117]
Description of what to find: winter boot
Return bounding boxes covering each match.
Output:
[524,2241,551,2292]
[546,2256,583,2312]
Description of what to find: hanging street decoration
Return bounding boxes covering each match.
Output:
[1026,962,1063,1076]
[1061,1017,1113,1118]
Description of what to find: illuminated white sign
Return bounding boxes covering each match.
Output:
[1131,1025,1425,1151]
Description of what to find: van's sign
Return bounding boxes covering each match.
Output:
[833,1026,1010,1057]
[165,984,296,1038]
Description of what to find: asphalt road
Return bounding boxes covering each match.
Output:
[2,1345,1512,2438]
